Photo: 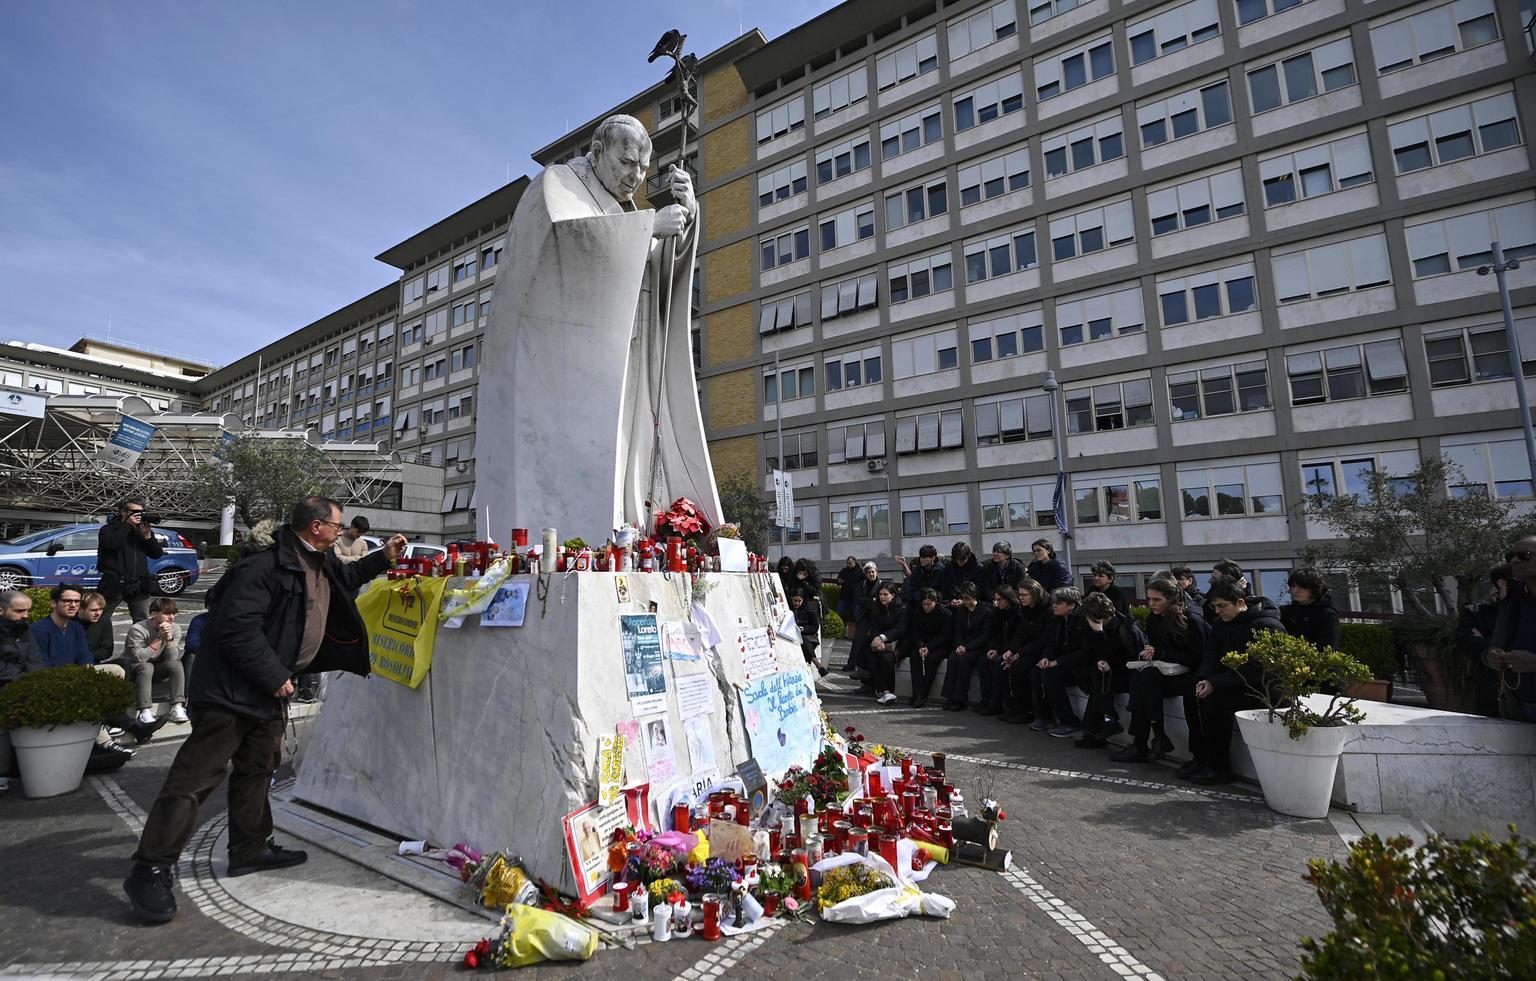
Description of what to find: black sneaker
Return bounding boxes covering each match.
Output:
[1175,759,1201,780]
[1102,718,1124,737]
[227,839,308,877]
[1109,745,1148,762]
[86,741,135,773]
[1073,732,1107,749]
[123,864,177,924]
[1148,733,1176,762]
[127,715,168,744]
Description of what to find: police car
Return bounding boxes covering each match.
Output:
[0,523,202,595]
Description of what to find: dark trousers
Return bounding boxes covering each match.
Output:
[132,707,285,868]
[800,641,818,665]
[982,657,1030,715]
[1037,663,1081,727]
[105,593,152,626]
[1184,686,1264,771]
[1077,667,1128,734]
[942,648,986,705]
[869,646,901,694]
[907,646,949,700]
[1127,668,1196,741]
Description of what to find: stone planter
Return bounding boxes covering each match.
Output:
[1345,679,1392,703]
[10,722,97,798]
[1235,711,1352,819]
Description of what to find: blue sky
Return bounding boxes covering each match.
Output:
[0,0,837,367]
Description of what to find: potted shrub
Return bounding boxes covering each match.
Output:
[1339,622,1397,702]
[0,665,133,798]
[1299,830,1536,980]
[1221,631,1370,819]
[1388,613,1478,712]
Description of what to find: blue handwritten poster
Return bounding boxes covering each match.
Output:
[738,673,820,779]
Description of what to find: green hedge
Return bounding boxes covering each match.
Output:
[0,663,134,729]
[821,583,841,610]
[1129,605,1150,627]
[1339,622,1397,680]
[24,587,51,623]
[823,610,847,639]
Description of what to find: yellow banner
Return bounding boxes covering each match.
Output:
[357,576,449,689]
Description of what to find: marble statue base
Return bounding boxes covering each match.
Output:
[291,572,815,891]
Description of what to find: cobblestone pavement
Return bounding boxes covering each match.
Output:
[0,644,1347,981]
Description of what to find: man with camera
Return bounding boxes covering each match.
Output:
[97,497,165,624]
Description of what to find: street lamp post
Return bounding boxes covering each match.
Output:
[1477,241,1536,487]
[1042,369,1074,572]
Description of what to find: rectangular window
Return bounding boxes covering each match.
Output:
[1035,34,1115,102]
[1137,78,1232,148]
[892,327,959,379]
[981,482,1054,531]
[829,497,891,541]
[452,252,478,282]
[1178,460,1284,518]
[1237,0,1312,25]
[759,290,815,334]
[451,344,476,372]
[1128,0,1222,66]
[963,225,1039,283]
[757,160,810,206]
[953,70,1025,132]
[876,32,940,91]
[827,419,887,464]
[900,490,972,536]
[1169,360,1270,420]
[1073,473,1164,523]
[1049,198,1135,262]
[756,95,807,144]
[975,393,1053,445]
[818,201,877,252]
[763,363,816,405]
[1065,378,1155,433]
[819,272,880,321]
[1370,0,1500,75]
[1056,285,1144,348]
[1042,113,1125,180]
[884,175,949,230]
[426,264,450,294]
[947,1,1018,59]
[403,276,424,304]
[879,103,944,160]
[812,65,870,120]
[1271,231,1392,301]
[451,297,477,326]
[1443,437,1535,498]
[1247,36,1355,113]
[815,135,873,184]
[480,237,505,269]
[969,308,1046,364]
[1146,168,1245,236]
[1424,319,1536,385]
[1287,338,1409,403]
[760,225,812,270]
[824,345,883,393]
[1260,132,1375,206]
[1157,261,1259,328]
[763,430,820,472]
[957,144,1030,206]
[1405,199,1536,278]
[887,249,954,304]
[894,409,964,454]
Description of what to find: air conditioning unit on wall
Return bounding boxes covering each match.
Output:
[866,458,887,473]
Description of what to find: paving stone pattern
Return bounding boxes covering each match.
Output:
[1,647,1346,980]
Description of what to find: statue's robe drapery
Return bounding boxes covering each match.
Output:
[475,158,721,541]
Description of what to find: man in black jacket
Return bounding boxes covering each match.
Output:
[1086,561,1130,616]
[97,497,166,624]
[123,497,404,924]
[1184,580,1285,784]
[898,545,945,613]
[938,543,985,605]
[1200,559,1278,625]
[0,589,43,687]
[980,541,1027,601]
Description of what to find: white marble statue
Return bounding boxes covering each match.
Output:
[476,114,721,541]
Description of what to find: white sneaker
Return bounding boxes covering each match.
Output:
[136,708,157,725]
[878,691,897,705]
[169,705,189,724]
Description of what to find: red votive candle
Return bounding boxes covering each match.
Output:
[673,803,691,833]
[900,757,914,780]
[511,528,529,547]
[877,833,900,870]
[869,769,884,797]
[611,880,631,913]
[701,894,723,941]
[846,828,869,856]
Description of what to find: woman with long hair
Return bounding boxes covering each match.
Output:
[862,581,908,705]
[1111,577,1209,762]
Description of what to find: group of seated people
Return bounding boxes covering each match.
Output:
[825,540,1344,785]
[1,582,202,773]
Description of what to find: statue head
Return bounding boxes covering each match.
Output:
[587,115,652,204]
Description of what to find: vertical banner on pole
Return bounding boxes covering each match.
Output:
[1052,471,1071,538]
[772,469,795,530]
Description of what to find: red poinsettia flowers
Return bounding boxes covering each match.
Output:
[653,497,712,540]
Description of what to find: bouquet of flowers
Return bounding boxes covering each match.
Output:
[647,877,683,905]
[684,857,739,896]
[879,745,909,766]
[652,497,712,545]
[774,764,848,810]
[815,863,893,910]
[626,842,682,886]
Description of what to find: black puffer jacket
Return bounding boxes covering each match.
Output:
[863,599,908,647]
[1202,590,1279,626]
[1004,602,1051,660]
[96,516,165,601]
[1088,582,1130,616]
[1145,610,1210,670]
[949,602,993,653]
[985,602,1020,653]
[0,618,41,686]
[902,560,945,607]
[1281,596,1342,651]
[907,604,952,652]
[938,557,986,602]
[1065,614,1145,673]
[1026,556,1074,592]
[1200,603,1285,692]
[191,526,393,719]
[981,557,1027,601]
[849,576,881,627]
[1043,612,1095,670]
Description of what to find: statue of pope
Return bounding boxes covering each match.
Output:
[475,115,722,542]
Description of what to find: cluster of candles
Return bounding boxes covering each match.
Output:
[386,527,776,580]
